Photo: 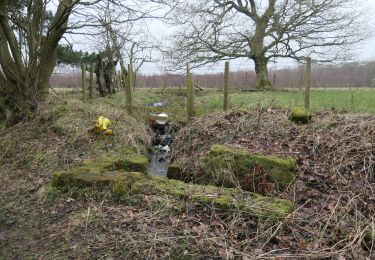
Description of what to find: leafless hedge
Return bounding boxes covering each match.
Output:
[50,61,375,89]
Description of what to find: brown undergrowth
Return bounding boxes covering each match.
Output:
[172,108,375,258]
[1,92,375,258]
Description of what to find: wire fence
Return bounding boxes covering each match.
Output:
[50,60,375,112]
[50,60,375,89]
[133,62,375,89]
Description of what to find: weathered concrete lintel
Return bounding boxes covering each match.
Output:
[52,168,294,219]
[82,155,148,174]
[200,144,296,189]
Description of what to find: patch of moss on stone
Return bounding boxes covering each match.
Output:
[51,169,122,188]
[167,163,182,180]
[123,156,148,173]
[82,157,124,171]
[213,196,235,208]
[51,166,294,219]
[200,144,296,192]
[82,155,148,174]
[118,146,146,157]
[289,107,312,124]
[251,193,295,217]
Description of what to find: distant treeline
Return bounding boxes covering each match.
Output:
[50,61,375,89]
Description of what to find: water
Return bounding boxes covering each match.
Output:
[146,118,174,177]
[147,151,170,176]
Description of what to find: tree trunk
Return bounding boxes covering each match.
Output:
[0,0,74,124]
[0,79,38,125]
[95,55,106,96]
[37,43,58,98]
[133,72,137,91]
[104,60,117,95]
[253,56,272,90]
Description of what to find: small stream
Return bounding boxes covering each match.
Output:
[146,104,174,177]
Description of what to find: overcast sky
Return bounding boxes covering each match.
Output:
[142,0,375,74]
[357,0,375,59]
[68,0,375,74]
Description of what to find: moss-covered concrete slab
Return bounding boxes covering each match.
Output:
[123,156,148,173]
[289,107,312,124]
[200,144,296,192]
[52,152,294,218]
[82,155,148,174]
[51,169,294,219]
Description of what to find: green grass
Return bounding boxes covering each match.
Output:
[131,88,375,116]
[54,88,375,122]
[195,88,375,113]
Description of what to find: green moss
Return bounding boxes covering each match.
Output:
[51,168,124,188]
[51,171,70,187]
[82,157,124,171]
[200,144,296,191]
[51,165,294,219]
[213,196,235,208]
[363,228,375,248]
[209,144,295,169]
[167,163,182,180]
[289,107,312,124]
[111,180,131,194]
[191,194,215,204]
[118,146,140,156]
[82,155,148,174]
[52,104,69,118]
[123,156,148,173]
[52,126,65,136]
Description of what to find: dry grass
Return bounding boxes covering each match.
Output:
[172,108,375,258]
[0,93,152,172]
[0,93,157,258]
[1,92,375,258]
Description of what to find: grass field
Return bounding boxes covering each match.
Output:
[131,88,375,116]
[53,88,375,123]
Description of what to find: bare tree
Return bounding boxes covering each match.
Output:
[127,40,156,89]
[92,0,123,96]
[89,0,168,94]
[0,0,175,123]
[0,0,81,122]
[168,0,368,89]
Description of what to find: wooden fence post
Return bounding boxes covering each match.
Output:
[304,57,312,109]
[223,61,229,111]
[81,63,87,102]
[125,64,133,115]
[245,71,248,89]
[89,65,94,100]
[116,71,121,91]
[186,64,194,120]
